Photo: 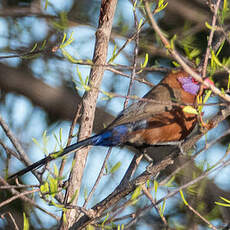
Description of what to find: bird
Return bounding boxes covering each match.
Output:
[8,69,210,180]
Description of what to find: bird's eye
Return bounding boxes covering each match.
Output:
[192,78,198,84]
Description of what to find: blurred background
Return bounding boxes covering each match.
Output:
[0,0,230,229]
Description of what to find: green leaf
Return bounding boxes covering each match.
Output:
[44,0,49,10]
[64,32,74,47]
[138,18,144,30]
[23,213,29,230]
[221,0,230,24]
[155,0,168,13]
[51,200,65,208]
[101,90,113,99]
[77,66,84,85]
[63,211,67,224]
[146,179,150,188]
[61,33,67,45]
[30,43,38,52]
[40,182,49,194]
[195,57,200,66]
[53,133,60,147]
[108,45,117,63]
[180,189,188,206]
[160,199,166,217]
[205,22,216,30]
[53,163,59,177]
[215,202,230,207]
[154,180,158,198]
[60,32,74,48]
[41,39,47,50]
[140,53,149,71]
[183,106,198,115]
[42,130,49,151]
[49,177,58,197]
[133,0,137,10]
[170,34,177,50]
[220,196,230,204]
[131,185,142,201]
[105,163,109,174]
[189,48,200,60]
[164,175,175,187]
[86,224,95,230]
[228,73,230,92]
[203,90,212,104]
[84,187,88,200]
[216,40,225,57]
[172,61,180,67]
[32,138,41,148]
[59,128,63,146]
[101,213,109,226]
[109,161,121,174]
[85,75,89,85]
[211,50,223,67]
[76,66,90,91]
[50,149,63,159]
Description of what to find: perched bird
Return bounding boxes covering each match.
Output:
[8,69,210,180]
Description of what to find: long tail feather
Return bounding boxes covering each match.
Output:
[8,155,53,180]
[8,136,96,180]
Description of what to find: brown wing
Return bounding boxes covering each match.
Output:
[107,84,175,128]
[107,70,197,130]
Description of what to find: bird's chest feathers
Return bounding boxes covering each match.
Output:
[127,108,197,146]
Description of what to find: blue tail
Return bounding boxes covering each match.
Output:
[8,135,97,180]
[8,125,130,180]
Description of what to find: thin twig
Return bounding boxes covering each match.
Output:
[6,212,20,230]
[181,196,217,230]
[83,147,112,208]
[0,184,39,189]
[0,188,39,209]
[0,114,30,165]
[0,114,41,181]
[142,185,168,226]
[124,0,139,108]
[202,0,222,79]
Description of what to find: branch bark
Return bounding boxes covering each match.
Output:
[59,0,118,229]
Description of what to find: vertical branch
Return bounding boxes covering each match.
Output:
[123,1,139,108]
[118,0,142,189]
[59,0,118,229]
[202,0,222,79]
